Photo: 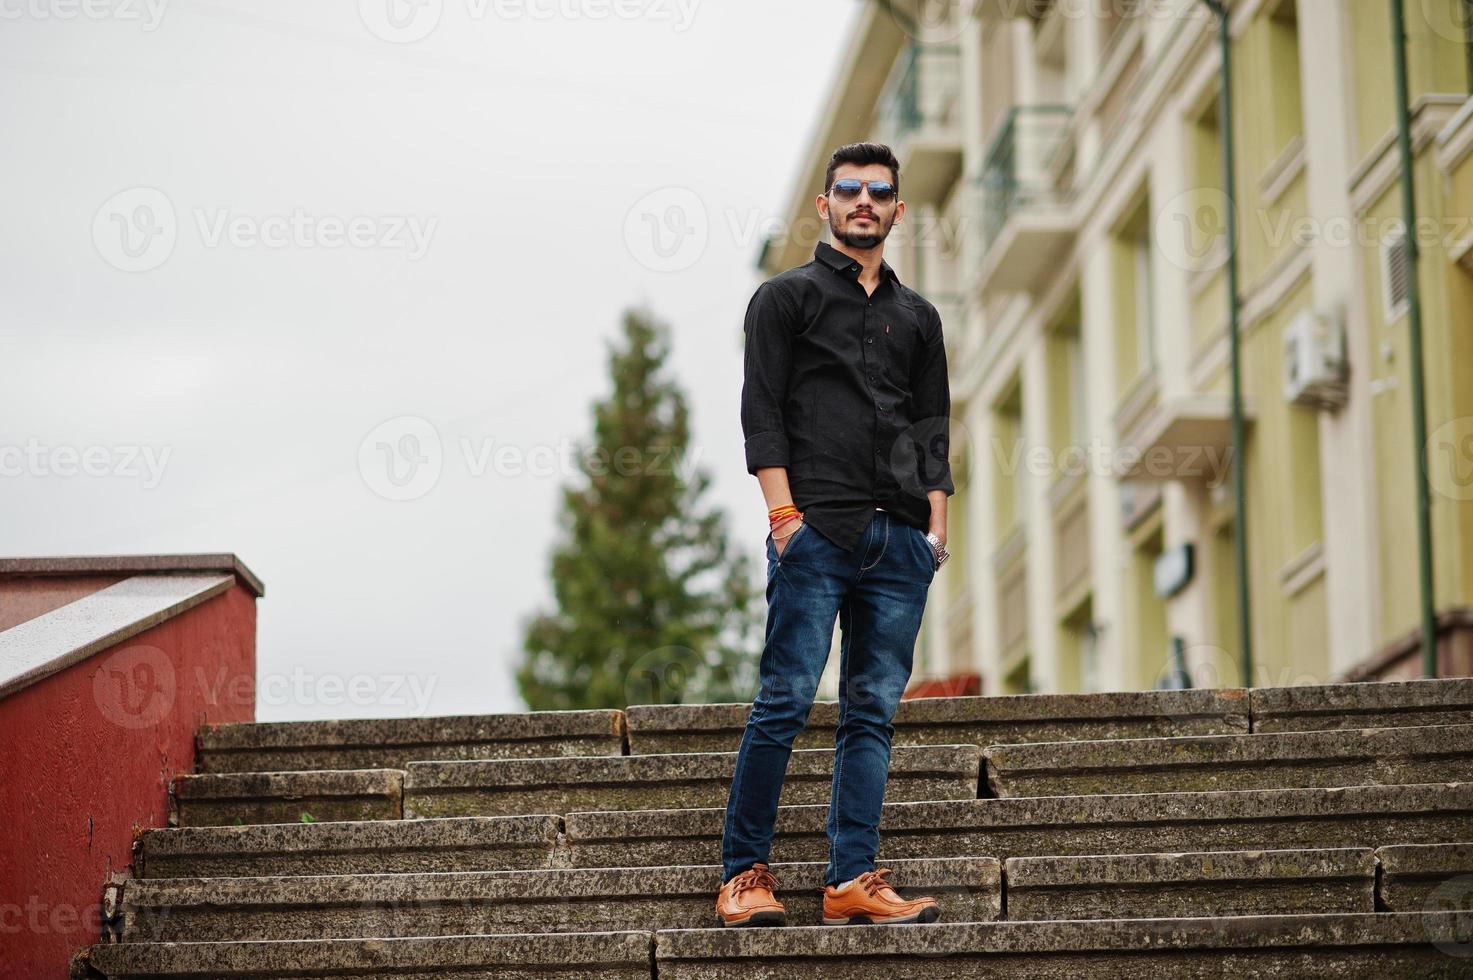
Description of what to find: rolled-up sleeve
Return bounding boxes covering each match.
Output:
[740,280,796,474]
[910,303,954,494]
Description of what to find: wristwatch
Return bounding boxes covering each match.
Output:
[924,531,950,570]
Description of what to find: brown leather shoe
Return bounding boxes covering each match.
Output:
[715,862,787,927]
[822,867,940,925]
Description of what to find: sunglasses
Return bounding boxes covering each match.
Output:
[828,177,896,204]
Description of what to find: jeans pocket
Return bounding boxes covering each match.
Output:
[774,521,810,561]
[917,525,937,579]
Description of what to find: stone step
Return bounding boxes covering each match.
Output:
[118,857,1000,943]
[1376,841,1473,912]
[652,912,1473,978]
[1251,677,1473,733]
[195,709,626,773]
[70,930,654,980]
[1004,847,1375,920]
[170,745,983,828]
[402,744,982,820]
[173,769,404,827]
[560,782,1473,869]
[984,722,1473,798]
[137,815,561,879]
[625,688,1248,754]
[136,783,1473,878]
[71,913,1473,979]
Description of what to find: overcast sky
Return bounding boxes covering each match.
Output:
[1,0,862,720]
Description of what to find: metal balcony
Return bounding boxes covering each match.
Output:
[975,105,1078,295]
[873,44,963,205]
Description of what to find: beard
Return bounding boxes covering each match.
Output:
[830,210,890,250]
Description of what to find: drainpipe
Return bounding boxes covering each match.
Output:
[1389,0,1440,677]
[1465,0,1473,93]
[1198,0,1253,688]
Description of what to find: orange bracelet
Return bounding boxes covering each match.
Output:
[768,504,800,531]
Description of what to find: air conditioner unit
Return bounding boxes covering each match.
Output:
[1283,309,1348,410]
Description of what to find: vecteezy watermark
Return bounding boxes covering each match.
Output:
[1154,187,1473,274]
[1422,874,1473,958]
[194,208,436,260]
[359,415,445,502]
[255,666,440,713]
[623,189,980,274]
[93,644,177,730]
[357,0,699,43]
[1428,416,1473,502]
[1155,186,1237,274]
[1417,0,1473,45]
[0,438,172,488]
[357,414,707,501]
[0,896,112,937]
[990,434,1236,484]
[0,0,169,31]
[92,186,437,272]
[92,186,177,273]
[623,186,709,273]
[882,0,1177,43]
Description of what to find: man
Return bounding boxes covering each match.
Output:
[716,142,954,928]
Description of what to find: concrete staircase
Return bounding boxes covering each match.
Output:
[69,677,1473,977]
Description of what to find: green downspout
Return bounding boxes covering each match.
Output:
[1200,0,1253,688]
[1464,0,1473,93]
[1389,0,1440,677]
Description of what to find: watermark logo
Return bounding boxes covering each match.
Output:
[92,187,437,272]
[93,644,176,730]
[0,439,172,488]
[1417,0,1473,45]
[359,415,444,501]
[358,0,443,42]
[623,186,708,272]
[623,644,700,706]
[192,208,436,260]
[358,0,698,43]
[1427,416,1473,502]
[93,186,177,273]
[256,666,439,713]
[1422,874,1473,957]
[0,0,169,31]
[1155,186,1235,274]
[883,0,967,43]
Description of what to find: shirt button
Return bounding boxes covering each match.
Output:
[866,337,873,344]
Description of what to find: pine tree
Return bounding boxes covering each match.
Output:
[515,305,761,711]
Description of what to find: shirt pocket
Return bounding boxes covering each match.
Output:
[880,305,923,384]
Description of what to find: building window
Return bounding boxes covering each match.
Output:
[1134,232,1156,373]
[1264,0,1305,154]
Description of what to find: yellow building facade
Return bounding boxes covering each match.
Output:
[760,0,1473,695]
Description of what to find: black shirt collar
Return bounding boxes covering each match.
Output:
[814,240,899,284]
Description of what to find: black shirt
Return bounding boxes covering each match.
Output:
[740,239,955,553]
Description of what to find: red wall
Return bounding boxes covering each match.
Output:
[0,582,256,980]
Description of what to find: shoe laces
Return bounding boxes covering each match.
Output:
[855,867,898,897]
[729,864,778,897]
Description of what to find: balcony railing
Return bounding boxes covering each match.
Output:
[874,44,962,150]
[978,105,1076,246]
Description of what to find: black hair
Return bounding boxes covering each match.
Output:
[823,142,901,198]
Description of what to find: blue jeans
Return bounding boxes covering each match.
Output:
[720,508,935,886]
